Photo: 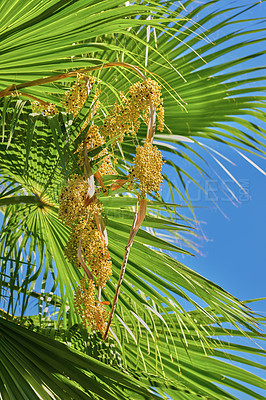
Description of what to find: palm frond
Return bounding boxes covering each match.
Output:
[0,1,265,400]
[0,317,163,400]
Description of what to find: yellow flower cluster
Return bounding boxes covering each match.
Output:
[95,304,109,336]
[58,175,89,227]
[59,173,112,332]
[62,74,96,118]
[100,94,140,142]
[97,150,117,176]
[75,277,96,328]
[100,78,164,143]
[58,74,166,335]
[85,125,105,149]
[74,277,109,334]
[32,101,58,116]
[129,78,164,132]
[65,224,112,288]
[128,141,164,196]
[78,125,117,176]
[64,75,117,177]
[77,130,117,177]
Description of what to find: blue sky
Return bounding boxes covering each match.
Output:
[183,148,266,308]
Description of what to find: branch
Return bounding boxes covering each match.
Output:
[0,62,146,98]
[146,100,156,143]
[0,195,58,211]
[102,243,132,341]
[10,91,49,107]
[103,198,147,340]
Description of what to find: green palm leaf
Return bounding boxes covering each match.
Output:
[0,1,265,400]
[0,317,164,400]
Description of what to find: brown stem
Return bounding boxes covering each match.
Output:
[10,91,49,107]
[102,242,132,340]
[0,62,146,98]
[94,170,108,194]
[97,286,102,302]
[103,82,156,339]
[103,198,147,340]
[146,100,156,143]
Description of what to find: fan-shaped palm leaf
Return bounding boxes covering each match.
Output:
[0,1,265,400]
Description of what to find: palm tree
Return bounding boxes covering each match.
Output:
[0,1,265,399]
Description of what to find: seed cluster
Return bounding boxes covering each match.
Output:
[77,124,117,176]
[59,173,111,333]
[128,141,164,197]
[32,101,58,116]
[129,78,164,132]
[100,78,164,143]
[85,125,105,149]
[62,74,97,118]
[75,277,96,329]
[95,304,109,336]
[75,277,108,336]
[67,75,118,177]
[59,73,113,333]
[100,95,140,142]
[58,175,89,226]
[65,224,112,288]
[57,73,165,336]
